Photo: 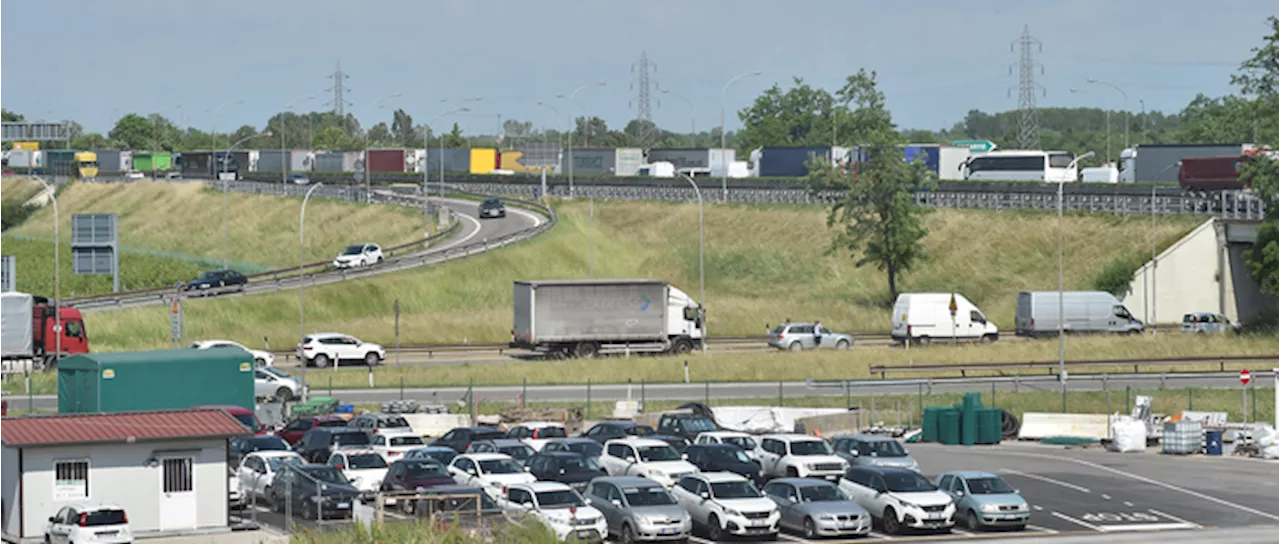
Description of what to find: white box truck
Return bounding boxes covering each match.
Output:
[510,279,704,358]
[891,293,998,345]
[1014,291,1144,337]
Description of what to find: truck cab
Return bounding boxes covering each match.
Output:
[1,292,90,369]
[74,151,99,178]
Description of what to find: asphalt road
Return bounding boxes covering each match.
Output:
[78,195,544,312]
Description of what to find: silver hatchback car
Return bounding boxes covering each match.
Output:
[768,322,854,351]
[1181,312,1240,334]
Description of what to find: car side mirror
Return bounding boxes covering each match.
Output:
[699,492,710,500]
[955,491,965,497]
[524,466,531,472]
[681,453,689,460]
[48,516,56,523]
[522,501,534,509]
[559,468,566,475]
[848,450,859,457]
[611,499,622,507]
[1014,489,1020,495]
[467,468,477,476]
[788,496,799,503]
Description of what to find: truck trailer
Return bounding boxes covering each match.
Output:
[510,279,704,358]
[0,291,90,370]
[1117,144,1250,184]
[1014,291,1144,337]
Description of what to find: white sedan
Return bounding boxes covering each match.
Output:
[333,243,384,269]
[191,339,275,367]
[297,332,385,368]
[237,451,305,502]
[327,449,390,497]
[448,453,536,501]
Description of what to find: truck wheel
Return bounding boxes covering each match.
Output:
[917,336,931,346]
[981,334,997,344]
[573,341,599,358]
[671,339,693,354]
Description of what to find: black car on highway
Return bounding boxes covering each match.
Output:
[478,197,505,219]
[184,269,248,294]
[268,464,360,519]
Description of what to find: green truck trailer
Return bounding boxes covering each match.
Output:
[132,151,172,172]
[56,348,255,413]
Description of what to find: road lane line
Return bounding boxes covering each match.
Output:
[687,536,715,544]
[432,212,483,251]
[1124,501,1134,507]
[1050,511,1103,532]
[1101,494,1111,500]
[506,204,544,228]
[1148,509,1203,528]
[867,530,895,539]
[1032,505,1044,511]
[777,534,808,542]
[1097,522,1199,532]
[1000,469,1091,493]
[950,527,977,537]
[1026,524,1059,534]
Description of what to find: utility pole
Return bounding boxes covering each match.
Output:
[1010,25,1044,149]
[631,52,657,147]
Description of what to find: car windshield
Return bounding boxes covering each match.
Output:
[379,416,410,428]
[82,509,127,526]
[559,456,601,472]
[248,437,288,451]
[722,436,757,450]
[196,272,219,281]
[267,456,304,471]
[568,442,603,457]
[623,425,655,436]
[711,481,761,499]
[965,477,1014,495]
[706,448,752,464]
[799,485,844,502]
[414,449,456,464]
[318,419,347,428]
[335,433,370,446]
[404,462,449,478]
[638,445,680,462]
[478,459,525,474]
[483,198,501,207]
[342,244,365,255]
[679,418,717,432]
[536,490,585,508]
[624,486,677,506]
[535,427,567,438]
[789,440,833,456]
[306,467,349,485]
[856,440,907,458]
[770,325,785,335]
[500,445,534,460]
[390,436,425,447]
[262,367,290,379]
[884,472,936,493]
[346,453,387,469]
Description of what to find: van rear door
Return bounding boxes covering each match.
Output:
[891,296,910,340]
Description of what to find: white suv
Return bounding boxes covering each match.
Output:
[448,453,536,501]
[192,339,276,366]
[333,243,384,268]
[839,466,955,534]
[694,431,759,460]
[670,472,780,541]
[755,434,847,481]
[44,504,132,544]
[297,332,385,368]
[503,481,608,543]
[598,439,699,488]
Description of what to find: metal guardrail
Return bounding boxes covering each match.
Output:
[867,354,1279,379]
[808,369,1278,393]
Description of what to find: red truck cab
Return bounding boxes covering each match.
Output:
[32,297,90,361]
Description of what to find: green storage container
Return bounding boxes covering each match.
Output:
[961,405,978,446]
[977,408,1002,444]
[56,348,255,413]
[939,410,961,445]
[922,407,944,442]
[963,392,984,411]
[133,151,172,172]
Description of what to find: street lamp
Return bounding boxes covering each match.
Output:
[1057,150,1095,409]
[298,182,324,400]
[435,97,482,199]
[1070,88,1110,163]
[222,131,274,271]
[423,105,472,213]
[661,89,697,147]
[206,99,244,151]
[721,71,761,201]
[679,173,706,352]
[363,92,402,202]
[31,176,60,367]
[561,82,606,199]
[536,101,561,145]
[1087,79,1130,149]
[1146,161,1181,333]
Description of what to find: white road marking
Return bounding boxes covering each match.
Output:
[950,527,977,537]
[1026,524,1059,534]
[1000,469,1091,493]
[777,534,808,542]
[1101,494,1111,500]
[867,530,896,539]
[1148,509,1203,528]
[1032,505,1044,511]
[1124,501,1134,507]
[1051,511,1103,532]
[687,537,715,544]
[506,204,544,228]
[1096,522,1200,532]
[432,212,483,251]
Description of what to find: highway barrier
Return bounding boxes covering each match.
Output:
[867,354,1279,379]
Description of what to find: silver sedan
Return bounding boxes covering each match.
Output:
[763,478,872,538]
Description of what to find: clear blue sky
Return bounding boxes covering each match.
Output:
[3,0,1275,136]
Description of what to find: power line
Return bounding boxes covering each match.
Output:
[324,60,351,118]
[1010,25,1045,149]
[630,51,657,146]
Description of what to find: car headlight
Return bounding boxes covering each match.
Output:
[981,504,1001,513]
[898,500,917,509]
[1017,502,1029,510]
[818,514,836,520]
[723,508,742,517]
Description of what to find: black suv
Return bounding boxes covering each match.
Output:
[268,464,360,520]
[657,413,719,442]
[581,421,658,444]
[184,269,248,293]
[525,451,606,491]
[429,426,507,453]
[682,444,763,484]
[478,197,505,219]
[297,428,371,463]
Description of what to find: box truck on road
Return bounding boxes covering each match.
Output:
[509,279,705,358]
[1015,291,1144,337]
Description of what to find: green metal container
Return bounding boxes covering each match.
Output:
[56,348,255,413]
[963,392,984,411]
[133,151,172,172]
[922,407,944,442]
[977,408,1002,444]
[961,405,978,446]
[939,410,961,445]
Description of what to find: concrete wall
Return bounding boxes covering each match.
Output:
[1123,219,1219,324]
[14,439,227,538]
[2,446,18,539]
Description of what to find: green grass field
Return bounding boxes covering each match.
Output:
[0,235,213,297]
[85,198,1204,351]
[7,180,429,267]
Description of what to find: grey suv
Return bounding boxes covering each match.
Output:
[768,322,854,351]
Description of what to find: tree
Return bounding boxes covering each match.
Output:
[1237,17,1280,295]
[367,122,391,146]
[70,133,109,149]
[736,78,840,153]
[108,114,156,149]
[573,116,610,147]
[313,125,359,150]
[502,119,533,139]
[806,70,934,303]
[391,109,416,147]
[1,109,23,122]
[1232,16,1279,146]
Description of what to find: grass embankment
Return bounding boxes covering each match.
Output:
[1,178,44,208]
[87,200,1203,351]
[0,236,212,297]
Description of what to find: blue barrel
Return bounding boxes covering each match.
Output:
[1204,430,1223,455]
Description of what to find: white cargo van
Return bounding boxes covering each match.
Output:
[891,293,998,345]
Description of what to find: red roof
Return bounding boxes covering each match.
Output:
[2,409,249,447]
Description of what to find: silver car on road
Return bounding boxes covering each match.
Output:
[767,322,854,351]
[935,471,1030,531]
[584,476,692,542]
[762,478,871,538]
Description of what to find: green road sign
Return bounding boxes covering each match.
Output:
[953,140,997,153]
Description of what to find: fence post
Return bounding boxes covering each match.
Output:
[845,381,851,410]
[1125,386,1130,413]
[917,383,923,421]
[1105,374,1112,415]
[1188,388,1193,411]
[778,381,784,407]
[586,379,592,420]
[522,377,528,411]
[328,375,332,397]
[399,376,404,401]
[641,379,646,413]
[704,381,710,406]
[991,382,996,409]
[1251,381,1257,423]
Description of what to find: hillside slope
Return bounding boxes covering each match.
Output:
[88,200,1201,351]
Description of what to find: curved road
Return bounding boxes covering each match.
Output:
[80,195,544,312]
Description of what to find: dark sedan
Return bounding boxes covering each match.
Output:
[184,269,248,294]
[380,460,459,514]
[582,421,657,444]
[268,464,360,520]
[478,197,505,219]
[683,444,764,484]
[542,438,604,458]
[228,435,290,467]
[525,451,607,492]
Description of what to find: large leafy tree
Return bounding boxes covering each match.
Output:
[806,70,935,303]
[108,114,157,149]
[1239,16,1279,295]
[736,78,839,153]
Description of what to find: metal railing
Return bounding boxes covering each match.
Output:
[867,354,1280,379]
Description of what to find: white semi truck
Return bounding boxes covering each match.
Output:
[509,279,704,358]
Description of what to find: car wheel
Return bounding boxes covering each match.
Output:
[314,354,331,368]
[706,514,723,541]
[365,352,381,366]
[788,341,803,352]
[255,358,266,367]
[803,517,818,539]
[377,256,384,263]
[275,387,294,402]
[981,334,997,343]
[835,339,850,350]
[621,523,637,544]
[966,509,981,531]
[917,336,931,346]
[883,507,901,534]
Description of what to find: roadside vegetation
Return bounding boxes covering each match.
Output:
[0,236,212,297]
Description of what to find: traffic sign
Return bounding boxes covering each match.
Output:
[953,139,997,153]
[1240,368,1252,386]
[169,296,183,342]
[948,293,958,317]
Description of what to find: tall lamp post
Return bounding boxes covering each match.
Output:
[222,131,273,271]
[560,82,606,199]
[1147,161,1181,333]
[661,89,697,147]
[721,71,761,201]
[1057,151,1095,410]
[1070,88,1110,163]
[31,176,61,366]
[435,97,482,199]
[298,182,324,400]
[362,92,402,202]
[423,105,472,213]
[1088,79,1130,150]
[679,173,706,351]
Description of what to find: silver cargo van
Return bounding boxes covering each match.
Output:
[1015,291,1143,337]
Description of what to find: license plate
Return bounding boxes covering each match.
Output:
[335,502,350,509]
[575,530,593,538]
[96,531,118,537]
[841,522,856,528]
[660,528,679,534]
[749,520,769,527]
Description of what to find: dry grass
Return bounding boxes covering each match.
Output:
[87,200,1204,351]
[1,177,45,208]
[9,181,428,267]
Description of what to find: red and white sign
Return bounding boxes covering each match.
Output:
[1240,368,1252,386]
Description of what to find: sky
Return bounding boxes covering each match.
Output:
[2,0,1276,138]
